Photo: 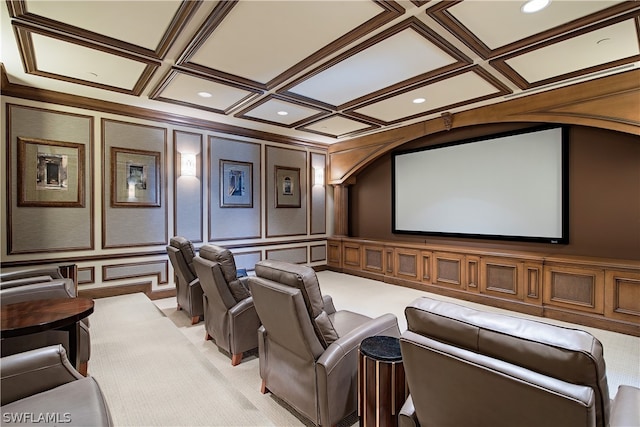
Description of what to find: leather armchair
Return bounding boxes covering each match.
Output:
[193,244,260,366]
[248,260,400,427]
[399,297,640,427]
[0,274,91,376]
[166,236,204,324]
[1,345,112,426]
[0,266,65,288]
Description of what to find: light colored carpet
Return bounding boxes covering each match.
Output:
[88,293,273,427]
[89,271,640,426]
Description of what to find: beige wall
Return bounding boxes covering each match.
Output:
[349,123,640,260]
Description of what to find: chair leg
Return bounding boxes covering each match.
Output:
[205,332,212,341]
[78,362,88,377]
[231,353,242,366]
[260,379,269,394]
[191,316,199,325]
[177,304,181,310]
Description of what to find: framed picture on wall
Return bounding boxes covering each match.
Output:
[275,165,301,208]
[111,147,161,207]
[17,137,85,207]
[220,159,253,208]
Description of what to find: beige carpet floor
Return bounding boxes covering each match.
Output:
[89,270,640,426]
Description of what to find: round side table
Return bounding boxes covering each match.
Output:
[358,335,407,427]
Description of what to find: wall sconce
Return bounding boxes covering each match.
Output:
[313,167,324,186]
[181,153,196,177]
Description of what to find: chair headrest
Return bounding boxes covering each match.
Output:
[169,236,196,273]
[254,260,338,347]
[199,244,238,285]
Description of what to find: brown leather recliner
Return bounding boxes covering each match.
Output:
[166,236,204,324]
[1,345,112,426]
[0,270,91,377]
[248,260,401,427]
[192,244,260,366]
[399,297,640,427]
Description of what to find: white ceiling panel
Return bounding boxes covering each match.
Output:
[238,97,327,126]
[352,71,502,123]
[189,0,384,84]
[505,19,640,84]
[31,34,148,90]
[286,26,459,107]
[24,0,182,50]
[447,1,623,50]
[301,115,377,138]
[154,72,259,112]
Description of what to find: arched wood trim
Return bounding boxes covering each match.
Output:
[328,69,640,185]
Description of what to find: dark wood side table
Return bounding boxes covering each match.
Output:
[358,335,407,427]
[0,297,94,370]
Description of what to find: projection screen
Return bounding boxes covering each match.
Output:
[392,126,568,243]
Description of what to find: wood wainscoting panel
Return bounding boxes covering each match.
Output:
[524,262,543,305]
[466,255,480,292]
[605,270,640,323]
[362,244,385,274]
[385,248,394,275]
[432,252,465,290]
[327,239,341,268]
[480,258,523,300]
[421,251,432,283]
[343,242,362,269]
[543,264,605,314]
[395,248,420,281]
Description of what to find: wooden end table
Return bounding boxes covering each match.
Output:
[358,335,407,427]
[1,297,94,369]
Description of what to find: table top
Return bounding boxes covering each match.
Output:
[1,297,94,338]
[360,335,402,362]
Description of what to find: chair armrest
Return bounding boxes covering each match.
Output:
[0,279,75,305]
[318,313,399,373]
[0,345,83,405]
[399,396,419,427]
[0,267,63,284]
[610,385,640,427]
[187,278,204,315]
[322,294,336,315]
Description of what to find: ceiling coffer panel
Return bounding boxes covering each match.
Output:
[427,1,640,59]
[234,95,330,129]
[9,0,200,59]
[150,69,263,115]
[346,66,512,126]
[298,114,380,140]
[279,17,473,111]
[13,24,159,95]
[490,13,640,90]
[177,0,404,90]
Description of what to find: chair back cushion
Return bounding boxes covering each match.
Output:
[254,260,338,348]
[405,297,610,427]
[168,237,197,283]
[198,245,249,302]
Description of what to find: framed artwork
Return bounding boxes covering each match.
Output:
[220,159,253,208]
[17,137,85,207]
[111,146,161,207]
[275,165,301,208]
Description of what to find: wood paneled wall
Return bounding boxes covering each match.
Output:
[328,237,640,336]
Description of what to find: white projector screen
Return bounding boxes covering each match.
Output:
[392,126,568,243]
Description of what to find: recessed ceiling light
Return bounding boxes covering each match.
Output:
[521,0,550,13]
[413,98,426,104]
[277,111,288,116]
[197,91,212,98]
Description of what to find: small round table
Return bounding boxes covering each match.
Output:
[358,335,407,427]
[1,297,94,370]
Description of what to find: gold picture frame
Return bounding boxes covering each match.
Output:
[17,137,85,207]
[111,147,161,207]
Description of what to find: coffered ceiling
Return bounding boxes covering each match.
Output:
[2,1,639,145]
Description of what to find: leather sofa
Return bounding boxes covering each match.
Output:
[166,236,204,324]
[1,345,112,426]
[399,296,640,427]
[193,244,260,366]
[0,270,91,376]
[248,260,400,427]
